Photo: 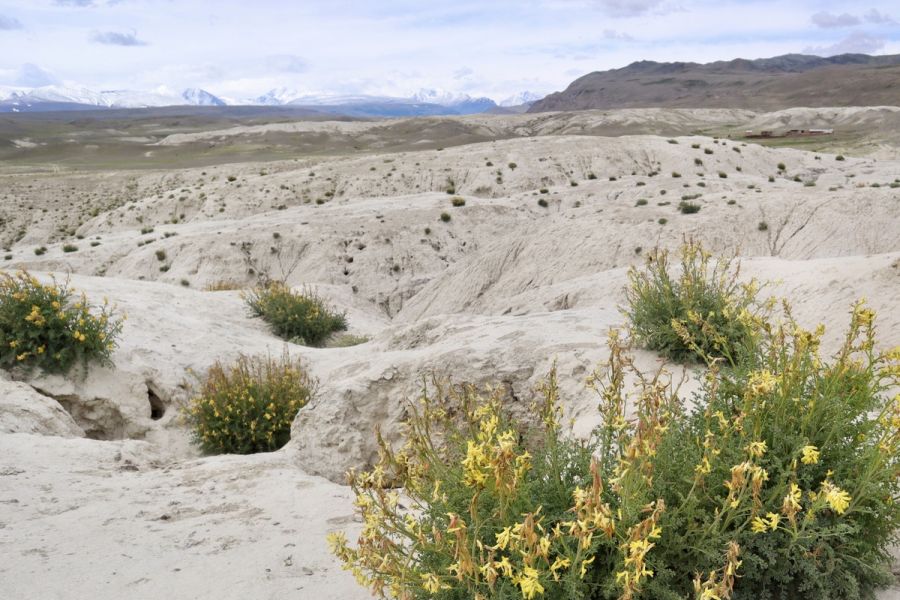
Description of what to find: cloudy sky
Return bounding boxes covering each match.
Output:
[0,0,898,101]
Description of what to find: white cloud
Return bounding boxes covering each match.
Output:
[591,0,664,17]
[91,30,148,46]
[810,11,860,28]
[15,63,61,87]
[0,15,23,30]
[603,29,634,41]
[864,9,896,25]
[805,31,887,56]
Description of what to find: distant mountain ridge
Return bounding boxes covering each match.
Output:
[0,84,539,116]
[529,53,900,112]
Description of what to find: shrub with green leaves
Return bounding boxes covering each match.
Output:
[0,271,123,373]
[244,282,346,346]
[185,353,313,454]
[331,304,900,600]
[623,240,765,363]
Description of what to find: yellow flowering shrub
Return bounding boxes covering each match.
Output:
[0,271,122,373]
[624,240,769,364]
[330,301,900,599]
[185,352,314,454]
[244,282,347,346]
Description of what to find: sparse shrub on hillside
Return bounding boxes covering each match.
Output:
[624,240,765,363]
[658,217,668,225]
[0,271,123,373]
[836,155,845,161]
[537,198,549,208]
[244,282,346,346]
[204,279,244,291]
[718,171,728,179]
[331,308,900,600]
[508,162,517,170]
[34,246,47,256]
[185,352,313,454]
[635,199,648,206]
[451,197,466,207]
[62,244,78,253]
[758,221,768,231]
[331,333,370,347]
[777,162,786,171]
[440,212,452,222]
[705,148,714,154]
[155,249,167,261]
[678,200,701,214]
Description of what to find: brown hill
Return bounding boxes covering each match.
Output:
[529,53,900,112]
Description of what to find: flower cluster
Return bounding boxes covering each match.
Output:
[330,245,900,600]
[244,282,346,346]
[0,271,122,373]
[184,352,313,454]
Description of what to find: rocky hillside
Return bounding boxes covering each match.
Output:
[529,53,900,112]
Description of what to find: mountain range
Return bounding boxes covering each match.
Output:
[0,84,543,116]
[529,53,900,112]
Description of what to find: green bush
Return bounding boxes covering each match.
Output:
[244,282,346,346]
[623,240,765,363]
[678,200,701,214]
[185,353,313,454]
[330,302,900,600]
[440,212,452,222]
[0,271,123,372]
[451,197,466,207]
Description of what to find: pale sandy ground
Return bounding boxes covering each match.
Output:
[1,107,898,599]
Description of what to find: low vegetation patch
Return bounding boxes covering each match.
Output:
[0,271,123,372]
[244,282,346,346]
[623,240,764,363]
[678,200,701,214]
[331,304,900,600]
[330,241,900,600]
[185,353,313,454]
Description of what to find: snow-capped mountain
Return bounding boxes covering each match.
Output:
[0,85,227,111]
[253,87,304,106]
[499,91,543,107]
[182,88,226,106]
[411,88,497,114]
[0,82,528,116]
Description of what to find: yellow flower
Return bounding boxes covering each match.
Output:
[746,440,767,458]
[766,512,780,530]
[514,566,544,600]
[550,557,571,577]
[800,445,820,465]
[495,556,514,578]
[421,573,445,594]
[580,555,595,579]
[750,516,768,534]
[747,370,777,397]
[493,526,513,551]
[783,483,802,514]
[822,482,851,515]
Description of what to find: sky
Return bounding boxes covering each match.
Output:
[0,0,898,102]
